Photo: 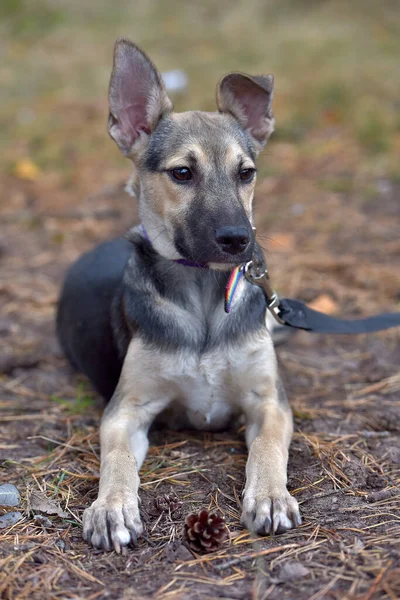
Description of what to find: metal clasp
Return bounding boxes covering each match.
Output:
[243,260,285,325]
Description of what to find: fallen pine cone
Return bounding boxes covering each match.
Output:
[153,493,182,516]
[183,509,229,553]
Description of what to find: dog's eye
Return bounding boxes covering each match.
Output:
[239,168,256,182]
[170,167,192,182]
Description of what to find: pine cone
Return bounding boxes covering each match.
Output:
[183,509,229,553]
[153,493,182,516]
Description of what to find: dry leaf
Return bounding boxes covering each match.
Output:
[14,158,40,181]
[30,490,68,518]
[308,294,338,315]
[272,561,310,583]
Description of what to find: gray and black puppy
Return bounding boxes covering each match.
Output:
[57,38,301,553]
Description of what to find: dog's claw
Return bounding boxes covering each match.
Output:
[273,510,293,534]
[241,491,301,536]
[100,535,111,552]
[82,524,92,542]
[82,497,143,552]
[128,528,138,546]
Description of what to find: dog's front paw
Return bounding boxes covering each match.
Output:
[241,490,301,535]
[82,495,143,552]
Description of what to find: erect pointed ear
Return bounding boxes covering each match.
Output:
[217,73,275,151]
[108,38,173,156]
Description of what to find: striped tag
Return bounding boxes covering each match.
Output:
[225,266,244,313]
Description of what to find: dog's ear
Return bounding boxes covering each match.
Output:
[217,73,274,151]
[108,38,173,156]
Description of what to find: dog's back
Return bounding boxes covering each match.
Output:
[57,237,132,400]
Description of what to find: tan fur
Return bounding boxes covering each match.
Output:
[163,143,209,170]
[242,399,298,533]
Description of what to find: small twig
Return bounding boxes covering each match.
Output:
[141,468,209,486]
[28,435,83,451]
[362,560,393,600]
[141,534,156,547]
[214,543,298,572]
[359,430,390,439]
[0,414,57,422]
[299,484,353,504]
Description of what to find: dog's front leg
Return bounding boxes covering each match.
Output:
[82,341,169,552]
[82,400,147,552]
[241,383,301,535]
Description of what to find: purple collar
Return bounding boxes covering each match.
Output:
[140,225,208,269]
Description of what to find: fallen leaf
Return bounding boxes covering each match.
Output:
[0,511,23,529]
[14,158,40,181]
[163,541,193,562]
[272,560,310,583]
[387,446,400,464]
[33,514,53,528]
[30,490,68,518]
[269,233,296,252]
[0,483,21,507]
[308,294,338,315]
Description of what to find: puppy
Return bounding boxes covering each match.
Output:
[57,38,301,552]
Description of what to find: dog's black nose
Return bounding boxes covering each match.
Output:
[215,226,250,255]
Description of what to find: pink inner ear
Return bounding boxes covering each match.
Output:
[235,83,270,141]
[110,44,164,149]
[116,69,152,141]
[119,101,151,140]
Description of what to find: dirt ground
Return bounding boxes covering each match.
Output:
[1,2,400,599]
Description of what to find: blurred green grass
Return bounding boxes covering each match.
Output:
[1,0,399,183]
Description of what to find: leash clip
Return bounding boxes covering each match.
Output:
[243,260,285,325]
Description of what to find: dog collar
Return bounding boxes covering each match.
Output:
[140,225,207,269]
[140,224,243,313]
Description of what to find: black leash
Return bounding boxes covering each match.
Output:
[243,260,400,335]
[278,298,400,334]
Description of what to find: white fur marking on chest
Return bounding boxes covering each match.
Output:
[122,330,277,430]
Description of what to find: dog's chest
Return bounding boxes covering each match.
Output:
[174,352,242,430]
[150,332,276,431]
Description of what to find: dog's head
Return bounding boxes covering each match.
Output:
[108,38,274,268]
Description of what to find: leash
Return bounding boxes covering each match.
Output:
[243,259,400,334]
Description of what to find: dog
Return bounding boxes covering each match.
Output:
[56,38,301,552]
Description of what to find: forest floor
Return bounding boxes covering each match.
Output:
[1,1,399,598]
